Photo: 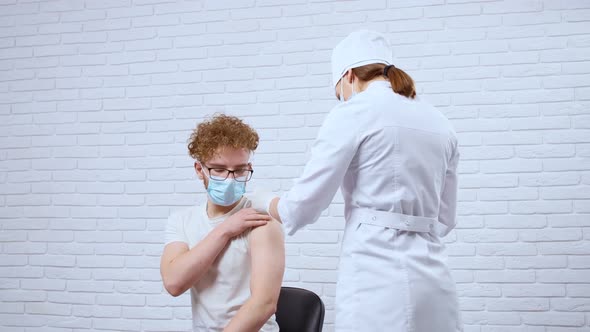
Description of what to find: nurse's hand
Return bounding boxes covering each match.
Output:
[247,189,276,213]
[219,208,270,239]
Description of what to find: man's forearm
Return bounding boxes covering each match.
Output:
[162,227,230,296]
[224,296,276,332]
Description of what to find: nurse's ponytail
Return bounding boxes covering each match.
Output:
[352,64,416,99]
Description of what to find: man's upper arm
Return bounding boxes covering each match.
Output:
[248,219,285,303]
[161,242,189,265]
[161,214,190,272]
[164,213,189,246]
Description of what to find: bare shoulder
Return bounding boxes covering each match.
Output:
[248,218,284,244]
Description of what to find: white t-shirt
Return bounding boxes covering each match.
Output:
[165,197,280,332]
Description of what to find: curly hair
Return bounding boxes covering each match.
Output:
[188,114,259,162]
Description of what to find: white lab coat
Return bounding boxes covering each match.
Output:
[277,81,462,332]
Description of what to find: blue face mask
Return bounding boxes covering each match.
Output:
[206,175,246,207]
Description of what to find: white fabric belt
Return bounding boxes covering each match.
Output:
[350,208,448,236]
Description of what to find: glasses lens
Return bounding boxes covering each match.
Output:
[209,168,229,180]
[234,170,252,182]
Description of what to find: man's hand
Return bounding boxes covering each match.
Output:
[219,208,270,239]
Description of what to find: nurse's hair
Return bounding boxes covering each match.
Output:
[188,113,259,162]
[352,64,416,99]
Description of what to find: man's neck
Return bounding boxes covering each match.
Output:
[206,198,242,219]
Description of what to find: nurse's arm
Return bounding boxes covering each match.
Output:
[224,219,285,332]
[269,197,281,222]
[438,145,460,236]
[276,104,360,235]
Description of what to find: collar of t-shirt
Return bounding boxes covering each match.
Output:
[204,197,247,225]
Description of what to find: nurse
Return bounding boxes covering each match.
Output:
[252,30,462,332]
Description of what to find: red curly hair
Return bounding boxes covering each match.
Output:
[188,114,259,162]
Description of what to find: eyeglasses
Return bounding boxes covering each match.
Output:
[202,164,254,182]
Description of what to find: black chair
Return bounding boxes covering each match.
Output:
[275,286,325,332]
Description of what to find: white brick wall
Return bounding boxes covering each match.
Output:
[1,0,589,331]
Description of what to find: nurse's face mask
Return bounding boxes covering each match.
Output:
[337,72,357,102]
[200,162,253,207]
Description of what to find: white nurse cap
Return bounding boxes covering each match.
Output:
[331,30,393,88]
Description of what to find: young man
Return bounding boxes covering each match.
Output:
[160,114,284,332]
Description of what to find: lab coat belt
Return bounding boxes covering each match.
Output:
[350,208,448,235]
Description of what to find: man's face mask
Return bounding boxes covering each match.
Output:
[205,174,246,207]
[201,163,252,207]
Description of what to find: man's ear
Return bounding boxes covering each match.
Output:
[195,162,204,180]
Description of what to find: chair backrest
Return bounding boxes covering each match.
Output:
[275,286,325,332]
